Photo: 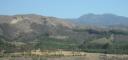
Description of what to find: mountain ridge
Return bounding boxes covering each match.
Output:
[75,13,128,26]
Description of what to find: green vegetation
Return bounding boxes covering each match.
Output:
[109,29,128,35]
[1,28,128,55]
[70,28,128,54]
[0,38,16,53]
[35,37,78,50]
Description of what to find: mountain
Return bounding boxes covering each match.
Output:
[0,14,75,41]
[75,13,128,26]
[1,14,128,54]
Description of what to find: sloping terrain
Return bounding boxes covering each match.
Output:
[0,14,128,54]
[0,14,75,41]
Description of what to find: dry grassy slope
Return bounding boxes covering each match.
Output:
[0,14,75,41]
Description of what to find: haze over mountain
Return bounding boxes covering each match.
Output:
[75,13,128,26]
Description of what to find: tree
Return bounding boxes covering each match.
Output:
[102,43,110,54]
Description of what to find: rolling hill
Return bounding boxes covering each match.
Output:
[0,14,128,54]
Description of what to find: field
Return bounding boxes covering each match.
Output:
[0,54,128,60]
[0,51,128,60]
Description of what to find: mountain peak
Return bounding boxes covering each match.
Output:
[77,13,128,26]
[80,13,96,18]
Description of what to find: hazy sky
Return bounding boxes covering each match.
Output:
[0,0,127,18]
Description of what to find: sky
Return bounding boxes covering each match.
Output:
[0,0,128,18]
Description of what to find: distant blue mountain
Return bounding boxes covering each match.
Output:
[75,13,128,26]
